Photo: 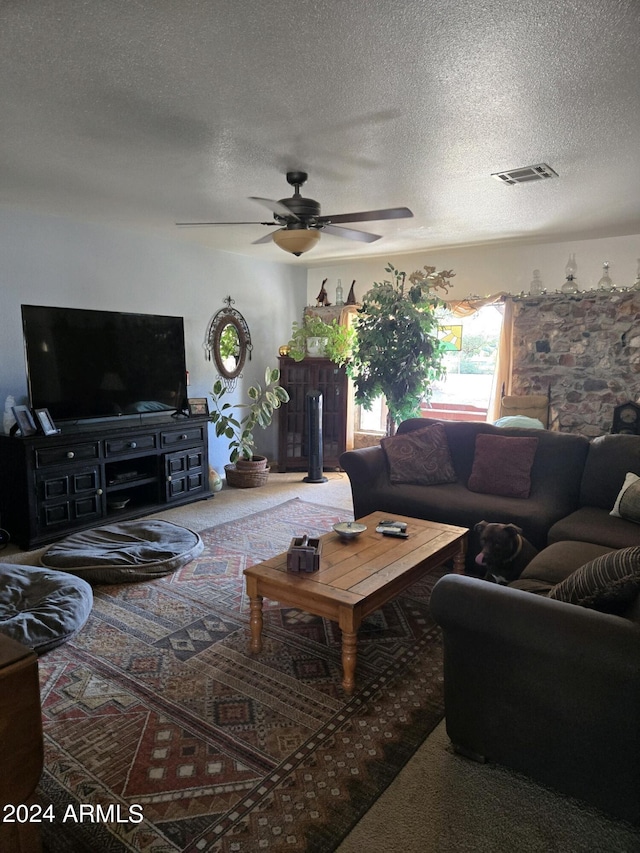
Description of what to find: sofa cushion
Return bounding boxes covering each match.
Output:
[548,506,640,549]
[548,546,640,614]
[468,434,538,499]
[511,540,614,595]
[610,472,640,524]
[380,423,456,486]
[494,415,545,430]
[579,433,640,510]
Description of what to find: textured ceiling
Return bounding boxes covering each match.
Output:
[2,0,639,263]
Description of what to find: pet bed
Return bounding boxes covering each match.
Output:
[0,563,93,653]
[40,519,204,584]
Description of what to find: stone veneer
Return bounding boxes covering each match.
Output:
[511,289,640,436]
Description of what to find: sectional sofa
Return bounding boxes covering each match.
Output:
[340,417,640,822]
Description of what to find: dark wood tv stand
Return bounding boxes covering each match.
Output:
[0,414,211,550]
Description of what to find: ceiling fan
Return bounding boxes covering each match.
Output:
[176,171,413,256]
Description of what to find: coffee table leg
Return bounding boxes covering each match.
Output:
[341,630,357,694]
[452,537,467,574]
[248,595,264,653]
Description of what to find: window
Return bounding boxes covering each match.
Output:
[354,304,503,433]
[428,305,503,417]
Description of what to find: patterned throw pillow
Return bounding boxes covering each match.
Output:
[467,434,539,499]
[610,472,640,524]
[381,424,457,486]
[548,546,640,613]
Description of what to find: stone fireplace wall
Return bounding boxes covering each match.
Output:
[511,290,640,436]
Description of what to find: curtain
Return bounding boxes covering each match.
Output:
[444,292,509,317]
[488,296,515,421]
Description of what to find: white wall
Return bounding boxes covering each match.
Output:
[0,209,306,474]
[305,235,640,304]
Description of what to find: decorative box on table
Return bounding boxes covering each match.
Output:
[287,535,322,573]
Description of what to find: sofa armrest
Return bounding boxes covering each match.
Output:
[430,574,640,822]
[340,445,386,483]
[339,446,388,517]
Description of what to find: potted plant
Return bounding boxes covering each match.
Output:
[286,314,354,365]
[209,367,289,487]
[348,263,455,435]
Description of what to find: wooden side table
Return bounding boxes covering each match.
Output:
[0,634,44,853]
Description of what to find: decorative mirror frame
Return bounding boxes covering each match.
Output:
[204,296,253,388]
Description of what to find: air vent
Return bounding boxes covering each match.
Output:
[492,163,558,185]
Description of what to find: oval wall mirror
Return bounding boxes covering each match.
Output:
[204,297,253,386]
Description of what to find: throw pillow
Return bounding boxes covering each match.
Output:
[381,424,457,486]
[548,546,640,614]
[467,434,538,499]
[610,472,640,524]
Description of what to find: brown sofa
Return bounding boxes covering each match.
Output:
[431,543,640,823]
[340,418,640,570]
[340,418,589,572]
[341,419,640,820]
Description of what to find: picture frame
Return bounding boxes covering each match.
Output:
[34,407,60,436]
[188,397,209,417]
[11,405,37,437]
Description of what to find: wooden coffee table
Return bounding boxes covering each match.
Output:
[243,511,467,693]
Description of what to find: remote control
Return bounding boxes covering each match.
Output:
[381,529,409,539]
[376,520,407,532]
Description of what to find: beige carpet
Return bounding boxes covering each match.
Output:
[4,472,640,852]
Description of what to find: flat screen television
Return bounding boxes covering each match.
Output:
[22,305,187,423]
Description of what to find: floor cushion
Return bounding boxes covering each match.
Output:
[40,519,204,584]
[0,563,93,653]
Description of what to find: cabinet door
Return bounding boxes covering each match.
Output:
[278,358,347,470]
[164,449,206,501]
[37,466,104,531]
[314,362,347,465]
[278,360,312,469]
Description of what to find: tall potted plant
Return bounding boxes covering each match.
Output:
[209,367,289,487]
[348,263,455,435]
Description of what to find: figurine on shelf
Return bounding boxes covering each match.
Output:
[316,279,331,306]
[346,280,357,305]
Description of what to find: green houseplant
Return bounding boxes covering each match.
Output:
[287,314,354,365]
[209,367,289,486]
[348,263,455,435]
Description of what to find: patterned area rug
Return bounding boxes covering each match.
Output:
[36,499,446,852]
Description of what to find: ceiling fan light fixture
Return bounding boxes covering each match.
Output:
[272,228,320,257]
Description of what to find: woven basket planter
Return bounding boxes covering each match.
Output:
[224,463,270,488]
[235,455,268,472]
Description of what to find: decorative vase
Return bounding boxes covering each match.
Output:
[306,336,328,357]
[209,467,223,492]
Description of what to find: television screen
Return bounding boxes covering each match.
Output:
[22,305,187,422]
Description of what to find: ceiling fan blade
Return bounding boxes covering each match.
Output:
[176,220,276,227]
[321,223,381,243]
[318,206,413,225]
[249,196,301,221]
[252,230,281,245]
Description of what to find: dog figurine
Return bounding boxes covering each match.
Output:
[474,520,538,585]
